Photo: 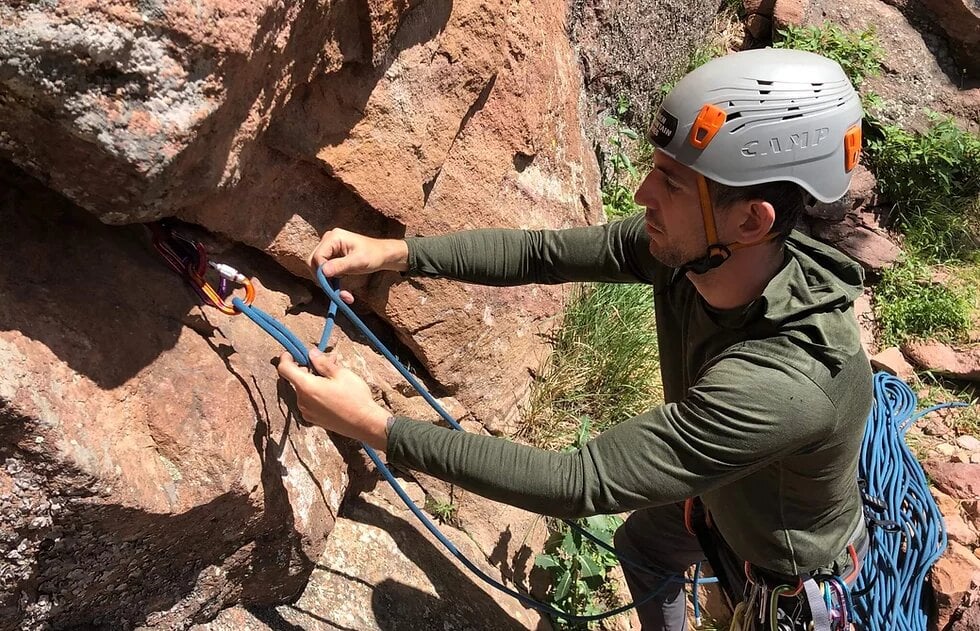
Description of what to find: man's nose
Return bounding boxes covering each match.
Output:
[634,171,656,207]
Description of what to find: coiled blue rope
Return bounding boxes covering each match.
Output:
[230,269,715,623]
[850,372,966,631]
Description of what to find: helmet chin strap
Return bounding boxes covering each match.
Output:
[678,175,778,276]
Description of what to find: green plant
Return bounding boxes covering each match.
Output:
[534,513,624,626]
[774,22,882,88]
[522,282,662,450]
[874,257,973,346]
[533,418,625,626]
[424,496,458,526]
[867,113,980,262]
[601,97,644,219]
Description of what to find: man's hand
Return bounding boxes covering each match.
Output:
[309,228,409,276]
[277,348,392,450]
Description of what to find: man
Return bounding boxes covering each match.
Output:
[276,48,873,630]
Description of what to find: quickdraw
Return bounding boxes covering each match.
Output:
[731,561,859,631]
[149,221,255,315]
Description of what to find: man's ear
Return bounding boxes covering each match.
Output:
[734,199,776,242]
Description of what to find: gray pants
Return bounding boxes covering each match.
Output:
[613,502,709,631]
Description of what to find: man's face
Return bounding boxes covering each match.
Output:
[633,151,709,268]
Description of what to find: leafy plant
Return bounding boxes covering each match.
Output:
[774,22,882,88]
[866,113,980,262]
[874,256,973,346]
[534,513,624,626]
[533,417,625,626]
[522,282,662,450]
[424,496,459,526]
[601,97,644,219]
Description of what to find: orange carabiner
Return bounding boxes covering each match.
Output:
[188,266,256,316]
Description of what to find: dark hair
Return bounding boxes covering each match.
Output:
[707,179,809,241]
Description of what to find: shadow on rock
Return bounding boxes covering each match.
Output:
[0,162,194,388]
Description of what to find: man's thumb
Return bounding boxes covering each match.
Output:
[308,348,337,376]
[320,257,348,278]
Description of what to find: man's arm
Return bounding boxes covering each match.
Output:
[406,213,662,286]
[385,355,836,518]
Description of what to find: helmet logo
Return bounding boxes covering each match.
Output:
[651,109,678,147]
[740,128,830,157]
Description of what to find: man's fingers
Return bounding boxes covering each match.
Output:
[339,289,355,305]
[276,351,311,386]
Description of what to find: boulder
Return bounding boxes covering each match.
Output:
[809,212,903,274]
[773,0,811,31]
[922,461,980,502]
[931,541,980,630]
[0,166,348,629]
[934,488,980,549]
[0,0,604,435]
[870,346,916,381]
[920,0,980,79]
[807,164,877,223]
[902,340,980,383]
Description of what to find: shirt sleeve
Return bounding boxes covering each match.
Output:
[405,213,662,285]
[385,353,836,518]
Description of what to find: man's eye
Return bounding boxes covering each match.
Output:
[665,179,680,192]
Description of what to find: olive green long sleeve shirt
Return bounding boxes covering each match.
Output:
[386,214,872,575]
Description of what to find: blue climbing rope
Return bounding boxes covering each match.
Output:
[850,372,967,631]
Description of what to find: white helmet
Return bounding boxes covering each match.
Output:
[651,48,863,203]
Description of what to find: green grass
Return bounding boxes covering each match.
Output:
[522,282,662,450]
[874,256,974,347]
[867,113,980,263]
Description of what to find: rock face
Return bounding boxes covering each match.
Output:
[0,167,348,629]
[920,0,980,80]
[193,475,550,631]
[569,0,718,133]
[0,0,604,433]
[808,0,980,134]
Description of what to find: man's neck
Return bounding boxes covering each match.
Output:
[687,242,786,310]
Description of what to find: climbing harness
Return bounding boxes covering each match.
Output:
[150,225,962,627]
[690,371,964,631]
